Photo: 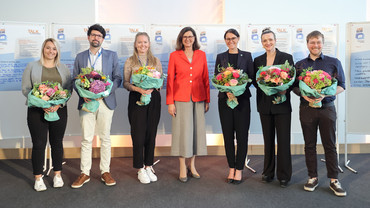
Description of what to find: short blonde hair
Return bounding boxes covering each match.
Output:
[40,38,61,67]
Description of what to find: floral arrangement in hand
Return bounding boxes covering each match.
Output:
[133,65,162,78]
[28,81,71,121]
[32,81,69,101]
[212,64,252,109]
[75,67,113,112]
[75,67,111,93]
[298,68,332,90]
[132,65,166,106]
[256,60,296,104]
[212,65,250,87]
[298,67,337,108]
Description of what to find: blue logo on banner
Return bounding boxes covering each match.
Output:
[57,29,65,41]
[155,31,162,44]
[296,28,303,40]
[356,28,364,39]
[0,34,6,41]
[0,29,7,41]
[200,31,207,43]
[105,29,111,41]
[251,29,258,41]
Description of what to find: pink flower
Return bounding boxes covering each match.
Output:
[298,76,303,80]
[46,88,55,97]
[38,84,48,94]
[41,95,50,101]
[89,80,106,94]
[313,78,319,84]
[226,67,234,71]
[232,72,240,78]
[152,71,161,78]
[264,74,270,81]
[304,76,311,84]
[229,79,238,86]
[280,71,288,79]
[260,71,267,76]
[91,71,99,76]
[216,74,222,81]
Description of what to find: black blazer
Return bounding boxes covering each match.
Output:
[214,49,254,99]
[253,48,294,115]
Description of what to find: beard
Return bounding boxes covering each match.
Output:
[90,40,101,48]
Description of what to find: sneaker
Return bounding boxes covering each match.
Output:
[304,178,319,192]
[330,180,347,197]
[53,174,64,188]
[101,172,116,186]
[145,166,158,182]
[34,177,47,192]
[138,168,150,184]
[71,173,90,188]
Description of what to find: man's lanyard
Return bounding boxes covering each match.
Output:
[89,50,102,69]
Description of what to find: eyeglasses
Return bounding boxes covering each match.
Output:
[90,34,103,38]
[225,37,238,42]
[183,36,194,40]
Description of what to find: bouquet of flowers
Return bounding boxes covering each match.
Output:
[132,65,166,106]
[211,64,252,109]
[256,60,296,104]
[298,68,337,108]
[27,81,71,121]
[75,67,113,112]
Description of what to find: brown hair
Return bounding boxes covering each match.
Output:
[175,27,200,51]
[261,27,276,41]
[306,30,325,43]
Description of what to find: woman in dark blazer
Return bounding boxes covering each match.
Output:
[215,29,254,184]
[22,38,72,191]
[253,28,294,188]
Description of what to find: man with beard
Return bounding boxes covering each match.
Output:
[71,24,122,188]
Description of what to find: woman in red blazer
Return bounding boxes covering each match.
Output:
[166,27,210,183]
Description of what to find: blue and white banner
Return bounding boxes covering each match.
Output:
[291,24,338,63]
[246,24,292,60]
[0,22,46,91]
[149,24,240,89]
[349,23,370,87]
[51,24,145,78]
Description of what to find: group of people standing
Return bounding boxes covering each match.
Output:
[21,24,347,197]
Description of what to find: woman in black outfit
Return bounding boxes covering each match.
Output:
[253,28,294,188]
[215,29,254,184]
[21,38,72,191]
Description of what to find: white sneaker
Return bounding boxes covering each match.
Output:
[34,177,47,192]
[53,174,64,188]
[138,168,150,184]
[145,166,157,182]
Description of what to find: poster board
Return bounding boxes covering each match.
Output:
[346,22,370,134]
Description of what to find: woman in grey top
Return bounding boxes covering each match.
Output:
[21,38,72,191]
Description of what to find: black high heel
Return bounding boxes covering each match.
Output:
[188,168,200,179]
[233,170,243,185]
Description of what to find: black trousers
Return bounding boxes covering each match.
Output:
[128,90,161,169]
[299,103,338,179]
[218,96,250,170]
[27,107,67,175]
[259,113,292,181]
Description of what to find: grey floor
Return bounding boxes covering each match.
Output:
[0,154,369,208]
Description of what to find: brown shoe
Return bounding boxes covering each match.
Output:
[71,173,90,188]
[101,172,116,186]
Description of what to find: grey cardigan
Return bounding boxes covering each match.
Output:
[21,60,73,104]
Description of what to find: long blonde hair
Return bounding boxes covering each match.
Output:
[40,38,61,67]
[128,32,157,67]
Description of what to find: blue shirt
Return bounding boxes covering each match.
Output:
[295,53,345,104]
